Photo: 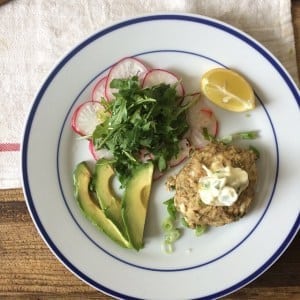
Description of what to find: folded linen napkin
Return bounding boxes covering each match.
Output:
[0,0,298,189]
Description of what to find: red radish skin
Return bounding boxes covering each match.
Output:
[92,76,108,102]
[137,149,162,180]
[105,57,149,100]
[89,140,113,160]
[142,68,185,97]
[153,168,164,180]
[71,101,106,137]
[138,149,155,163]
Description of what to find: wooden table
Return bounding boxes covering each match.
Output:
[1,2,299,299]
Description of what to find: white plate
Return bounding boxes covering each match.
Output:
[21,14,299,299]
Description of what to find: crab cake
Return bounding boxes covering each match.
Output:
[167,143,258,227]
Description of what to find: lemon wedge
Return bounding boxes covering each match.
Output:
[200,68,255,112]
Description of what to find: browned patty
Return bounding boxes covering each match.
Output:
[167,143,258,227]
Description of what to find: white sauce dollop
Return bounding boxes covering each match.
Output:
[198,161,249,206]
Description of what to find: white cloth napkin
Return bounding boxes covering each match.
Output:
[0,0,298,189]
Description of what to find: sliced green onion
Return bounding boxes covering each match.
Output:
[180,217,189,228]
[219,130,259,144]
[195,225,207,237]
[219,135,233,144]
[162,217,174,231]
[249,145,260,159]
[162,241,174,254]
[163,198,177,220]
[164,228,181,244]
[237,130,259,140]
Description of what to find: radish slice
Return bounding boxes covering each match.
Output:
[92,76,108,102]
[105,57,149,100]
[138,148,155,163]
[153,168,164,180]
[188,109,218,148]
[186,95,218,135]
[186,95,218,148]
[89,140,113,160]
[188,128,208,149]
[186,95,208,124]
[142,68,184,97]
[136,148,163,180]
[71,101,106,136]
[139,139,190,179]
[168,139,191,167]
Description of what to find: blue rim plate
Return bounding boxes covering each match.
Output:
[21,14,300,299]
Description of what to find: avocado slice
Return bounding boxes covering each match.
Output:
[94,159,127,238]
[122,162,154,250]
[73,162,131,248]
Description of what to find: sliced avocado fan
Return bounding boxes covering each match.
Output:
[73,162,131,248]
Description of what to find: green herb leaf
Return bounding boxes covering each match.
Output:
[92,76,189,187]
[163,198,177,220]
[202,127,216,142]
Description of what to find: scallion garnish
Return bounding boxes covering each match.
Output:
[180,217,189,228]
[163,198,177,220]
[249,145,260,158]
[162,241,174,254]
[237,130,259,140]
[164,228,181,244]
[219,130,259,144]
[195,225,207,237]
[162,217,174,231]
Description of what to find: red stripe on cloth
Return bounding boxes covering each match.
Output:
[0,143,21,152]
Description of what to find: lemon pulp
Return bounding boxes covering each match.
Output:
[200,68,255,112]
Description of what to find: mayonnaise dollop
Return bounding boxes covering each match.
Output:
[198,161,249,206]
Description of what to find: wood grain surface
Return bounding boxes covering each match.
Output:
[1,1,299,299]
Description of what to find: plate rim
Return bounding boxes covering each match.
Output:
[21,13,300,299]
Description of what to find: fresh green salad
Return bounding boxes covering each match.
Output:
[92,75,192,187]
[71,57,201,251]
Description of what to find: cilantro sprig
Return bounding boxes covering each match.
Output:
[92,76,191,186]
